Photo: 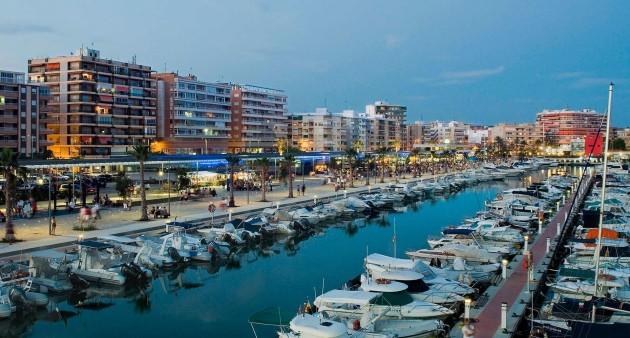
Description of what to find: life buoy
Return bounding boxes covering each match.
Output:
[208,204,216,213]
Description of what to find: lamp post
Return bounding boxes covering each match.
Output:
[41,178,52,235]
[502,259,508,279]
[167,167,171,214]
[524,234,529,253]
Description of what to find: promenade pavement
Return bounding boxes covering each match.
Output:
[0,174,431,259]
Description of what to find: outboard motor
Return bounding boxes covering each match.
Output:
[240,231,251,242]
[167,247,184,262]
[68,272,89,289]
[121,263,141,282]
[129,262,150,281]
[9,287,33,311]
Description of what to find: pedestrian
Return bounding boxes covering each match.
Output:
[301,184,305,196]
[51,217,57,235]
[462,318,476,338]
[68,200,75,213]
[296,184,300,195]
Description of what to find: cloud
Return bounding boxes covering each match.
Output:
[412,66,505,85]
[385,34,408,49]
[0,23,55,35]
[571,77,615,89]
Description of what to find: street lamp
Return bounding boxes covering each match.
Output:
[40,178,52,235]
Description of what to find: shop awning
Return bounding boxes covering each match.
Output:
[115,86,129,92]
[99,95,113,102]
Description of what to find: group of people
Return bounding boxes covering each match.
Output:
[149,206,170,218]
[295,184,306,196]
[15,198,37,218]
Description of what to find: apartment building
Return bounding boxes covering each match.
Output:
[153,73,231,154]
[366,101,407,125]
[341,109,370,151]
[0,70,54,157]
[488,123,537,145]
[229,85,288,153]
[288,108,346,151]
[613,127,630,148]
[28,47,157,158]
[535,109,606,146]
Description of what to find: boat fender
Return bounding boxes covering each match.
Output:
[353,319,360,331]
[375,278,390,284]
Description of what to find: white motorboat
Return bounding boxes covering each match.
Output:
[364,254,475,296]
[406,244,502,265]
[279,311,446,338]
[313,289,453,320]
[356,273,463,305]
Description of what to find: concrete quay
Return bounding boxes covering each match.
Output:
[0,174,435,259]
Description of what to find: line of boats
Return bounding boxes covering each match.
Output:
[249,160,573,337]
[530,164,630,337]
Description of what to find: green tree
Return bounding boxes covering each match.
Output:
[344,147,358,188]
[494,136,507,159]
[114,172,133,200]
[364,153,375,186]
[275,137,288,155]
[376,147,389,183]
[224,155,241,207]
[0,149,28,242]
[391,141,401,183]
[128,144,150,221]
[176,168,191,191]
[253,157,271,202]
[280,148,298,198]
[409,148,421,178]
[611,138,627,151]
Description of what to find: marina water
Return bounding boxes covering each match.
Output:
[15,170,556,337]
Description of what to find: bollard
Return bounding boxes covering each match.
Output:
[557,201,560,211]
[538,220,542,235]
[502,259,508,279]
[276,202,280,210]
[501,302,508,332]
[464,298,471,319]
[228,208,233,221]
[546,237,551,254]
[344,190,347,198]
[565,211,568,222]
[524,235,529,253]
[313,195,317,204]
[557,222,561,236]
[562,195,565,204]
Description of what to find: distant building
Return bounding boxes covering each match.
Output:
[152,73,231,154]
[467,126,489,145]
[228,85,288,153]
[366,101,407,125]
[488,123,536,145]
[288,108,346,151]
[28,47,157,158]
[535,109,606,147]
[0,70,54,157]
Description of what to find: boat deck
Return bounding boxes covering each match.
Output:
[450,178,590,337]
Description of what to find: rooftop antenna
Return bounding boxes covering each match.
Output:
[132,55,137,64]
[164,62,167,72]
[324,98,327,108]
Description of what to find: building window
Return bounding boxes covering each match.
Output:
[21,88,26,94]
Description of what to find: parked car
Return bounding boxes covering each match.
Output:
[17,184,35,191]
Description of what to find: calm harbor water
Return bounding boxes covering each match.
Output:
[13,171,558,338]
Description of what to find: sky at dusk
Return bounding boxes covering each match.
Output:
[2,0,629,126]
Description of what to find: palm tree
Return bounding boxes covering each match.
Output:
[352,140,364,153]
[364,154,375,186]
[376,147,388,183]
[275,137,288,156]
[0,149,28,242]
[128,144,150,221]
[281,148,298,198]
[409,148,421,178]
[344,147,358,188]
[494,136,507,159]
[224,155,241,207]
[253,157,271,202]
[391,141,401,183]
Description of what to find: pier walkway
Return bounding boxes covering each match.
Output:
[451,176,590,337]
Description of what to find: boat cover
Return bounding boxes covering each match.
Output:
[360,279,408,292]
[315,290,378,306]
[98,235,136,244]
[366,253,418,270]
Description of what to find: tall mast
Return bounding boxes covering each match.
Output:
[593,83,614,297]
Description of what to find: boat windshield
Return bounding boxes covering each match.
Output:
[369,291,413,306]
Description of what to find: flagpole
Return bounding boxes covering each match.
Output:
[393,217,397,258]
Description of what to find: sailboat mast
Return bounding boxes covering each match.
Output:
[593,83,614,297]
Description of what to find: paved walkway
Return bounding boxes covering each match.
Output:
[0,173,437,258]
